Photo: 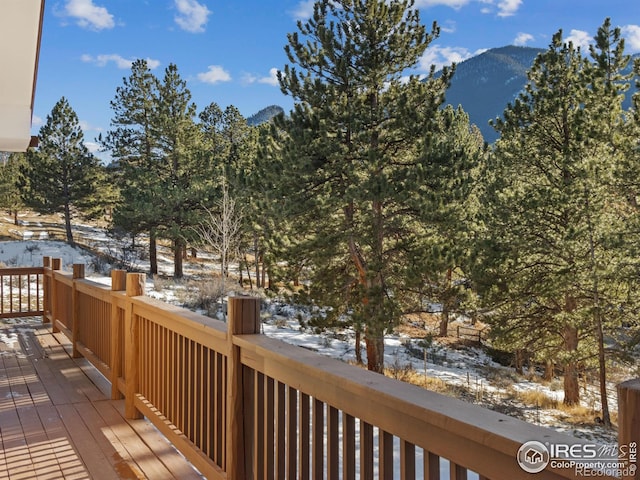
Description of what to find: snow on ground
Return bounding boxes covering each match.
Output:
[0,223,625,447]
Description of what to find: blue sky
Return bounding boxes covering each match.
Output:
[34,0,640,156]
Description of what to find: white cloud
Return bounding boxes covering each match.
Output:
[62,0,114,30]
[419,45,481,71]
[242,68,279,86]
[259,68,280,86]
[565,29,591,51]
[79,121,102,133]
[32,115,43,128]
[84,142,101,154]
[514,32,534,46]
[174,0,211,33]
[197,65,232,84]
[290,0,315,20]
[242,67,279,87]
[496,0,521,17]
[81,54,161,70]
[440,20,456,34]
[622,25,640,53]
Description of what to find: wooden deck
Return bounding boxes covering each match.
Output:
[0,317,204,480]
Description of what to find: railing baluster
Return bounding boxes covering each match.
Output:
[343,413,356,480]
[276,381,286,478]
[450,462,467,480]
[265,376,275,479]
[360,420,374,480]
[379,430,394,480]
[327,406,339,480]
[401,440,416,480]
[424,451,440,480]
[312,398,324,480]
[287,386,297,479]
[299,392,310,480]
[254,372,265,480]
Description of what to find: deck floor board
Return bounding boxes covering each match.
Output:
[0,318,203,480]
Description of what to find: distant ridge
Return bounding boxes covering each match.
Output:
[441,46,639,143]
[251,47,638,142]
[247,105,284,126]
[441,46,544,143]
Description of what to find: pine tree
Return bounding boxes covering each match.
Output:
[0,153,27,225]
[153,63,207,278]
[101,59,163,274]
[409,105,485,337]
[275,0,453,372]
[21,97,101,244]
[479,23,640,410]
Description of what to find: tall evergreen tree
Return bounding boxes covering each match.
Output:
[101,59,162,274]
[479,23,640,411]
[274,0,453,372]
[21,97,101,244]
[153,63,207,278]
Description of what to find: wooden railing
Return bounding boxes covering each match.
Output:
[0,266,43,318]
[2,258,638,479]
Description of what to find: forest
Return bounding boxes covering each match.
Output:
[1,0,639,429]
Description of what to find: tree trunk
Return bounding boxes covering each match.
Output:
[365,331,385,373]
[562,324,580,406]
[174,238,184,279]
[244,253,253,290]
[544,360,554,381]
[439,309,449,337]
[149,229,158,275]
[355,329,363,365]
[514,349,525,375]
[584,189,611,426]
[64,201,74,245]
[254,236,261,289]
[12,209,18,226]
[439,268,452,337]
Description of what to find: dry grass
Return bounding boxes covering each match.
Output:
[516,389,559,409]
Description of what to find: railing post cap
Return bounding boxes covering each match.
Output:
[618,378,640,391]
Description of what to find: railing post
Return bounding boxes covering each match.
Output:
[618,379,640,480]
[71,264,85,358]
[226,295,261,480]
[43,256,50,324]
[51,258,61,333]
[110,269,126,400]
[124,272,145,419]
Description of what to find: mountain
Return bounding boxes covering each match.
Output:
[247,105,284,126]
[441,46,544,143]
[442,46,639,143]
[251,47,638,142]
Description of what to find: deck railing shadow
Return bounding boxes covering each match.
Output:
[1,257,638,479]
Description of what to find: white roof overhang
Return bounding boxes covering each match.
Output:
[0,0,44,152]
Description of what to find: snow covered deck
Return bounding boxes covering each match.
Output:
[0,316,202,479]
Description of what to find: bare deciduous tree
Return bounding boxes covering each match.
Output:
[194,179,243,287]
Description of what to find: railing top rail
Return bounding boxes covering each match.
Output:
[0,266,45,275]
[130,294,228,340]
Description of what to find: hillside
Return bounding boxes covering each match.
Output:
[441,45,544,143]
